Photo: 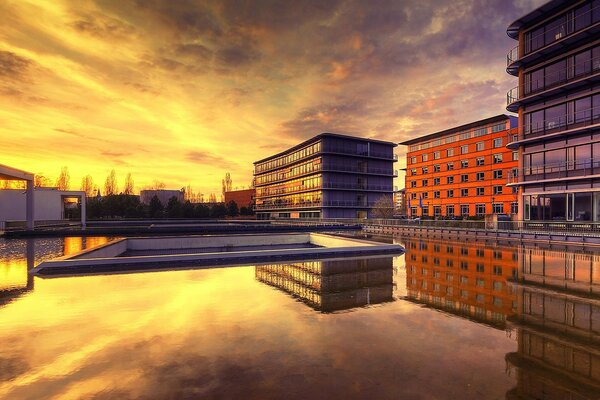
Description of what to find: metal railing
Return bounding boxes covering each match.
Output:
[507,157,600,184]
[324,147,398,160]
[256,164,398,187]
[507,56,600,106]
[507,4,600,66]
[523,105,600,138]
[256,182,395,198]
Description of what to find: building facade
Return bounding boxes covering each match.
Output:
[506,0,600,222]
[401,115,519,218]
[224,188,255,209]
[253,133,397,219]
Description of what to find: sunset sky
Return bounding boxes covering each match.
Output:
[0,0,545,196]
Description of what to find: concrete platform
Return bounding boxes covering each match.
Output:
[31,233,404,277]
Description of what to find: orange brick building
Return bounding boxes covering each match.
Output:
[224,188,255,209]
[401,115,519,218]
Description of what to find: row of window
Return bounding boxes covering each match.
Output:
[523,142,600,176]
[524,1,600,55]
[408,122,509,152]
[255,190,321,208]
[256,175,321,198]
[255,142,321,173]
[409,170,518,188]
[409,186,509,200]
[405,241,517,259]
[523,93,600,136]
[409,141,508,164]
[410,202,518,216]
[410,266,506,279]
[255,159,321,185]
[410,152,518,174]
[524,43,600,96]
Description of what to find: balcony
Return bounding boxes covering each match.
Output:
[324,147,398,161]
[507,157,600,186]
[256,182,395,199]
[254,200,376,211]
[322,164,398,176]
[506,56,600,112]
[508,106,600,149]
[506,5,600,76]
[322,182,395,191]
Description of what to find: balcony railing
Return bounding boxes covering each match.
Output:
[522,105,600,140]
[507,4,600,67]
[507,157,600,184]
[322,164,398,176]
[255,200,376,210]
[507,55,600,108]
[257,183,395,198]
[325,147,398,160]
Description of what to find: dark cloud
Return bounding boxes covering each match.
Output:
[0,51,32,80]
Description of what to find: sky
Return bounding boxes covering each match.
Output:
[0,0,546,196]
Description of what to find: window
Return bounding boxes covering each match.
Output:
[433,177,440,185]
[447,148,454,157]
[511,202,518,214]
[476,172,485,181]
[411,168,417,176]
[460,205,469,215]
[461,247,468,256]
[422,166,428,174]
[447,162,454,171]
[447,190,454,198]
[446,205,454,216]
[460,276,468,284]
[476,187,484,196]
[493,266,502,276]
[461,174,469,183]
[476,248,484,257]
[476,157,484,166]
[476,142,485,151]
[476,294,485,303]
[461,145,469,154]
[493,154,503,163]
[493,250,502,259]
[512,151,518,161]
[446,273,453,281]
[460,290,468,298]
[493,138,502,148]
[492,203,504,213]
[411,156,417,164]
[446,259,454,267]
[493,170,503,179]
[433,151,440,160]
[434,191,441,199]
[433,164,441,173]
[433,205,441,216]
[476,204,486,215]
[446,246,454,254]
[422,179,428,187]
[476,263,484,272]
[433,270,440,278]
[493,186,503,195]
[461,160,469,168]
[461,188,468,197]
[460,261,468,270]
[411,181,417,188]
[422,192,429,199]
[447,176,454,184]
[476,278,485,288]
[491,123,506,133]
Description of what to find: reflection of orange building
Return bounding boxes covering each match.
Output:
[404,237,517,327]
[507,246,600,398]
[63,236,109,256]
[255,258,393,312]
[401,115,518,218]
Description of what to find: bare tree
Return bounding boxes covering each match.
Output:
[221,172,232,201]
[80,175,95,197]
[56,166,70,190]
[371,195,395,219]
[209,193,217,203]
[104,169,118,195]
[151,180,165,190]
[123,173,134,195]
[34,172,51,188]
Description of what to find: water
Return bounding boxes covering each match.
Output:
[0,235,599,399]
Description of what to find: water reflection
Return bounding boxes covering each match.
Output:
[402,237,518,328]
[255,258,394,312]
[507,246,600,398]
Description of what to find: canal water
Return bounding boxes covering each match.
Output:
[0,235,599,399]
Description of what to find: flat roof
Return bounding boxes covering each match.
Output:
[506,0,568,39]
[399,115,514,146]
[0,164,34,181]
[254,132,397,164]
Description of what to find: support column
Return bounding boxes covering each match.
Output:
[25,179,34,231]
[80,194,86,229]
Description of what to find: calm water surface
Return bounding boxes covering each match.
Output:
[0,235,599,399]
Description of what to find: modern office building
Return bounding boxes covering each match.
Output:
[253,133,397,219]
[401,115,519,218]
[506,0,600,222]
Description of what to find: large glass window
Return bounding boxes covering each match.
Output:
[545,59,566,87]
[574,49,592,77]
[575,193,593,221]
[545,103,567,130]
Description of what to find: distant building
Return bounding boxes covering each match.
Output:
[395,188,406,215]
[140,189,184,206]
[253,133,398,219]
[224,188,255,209]
[506,0,600,222]
[401,115,519,218]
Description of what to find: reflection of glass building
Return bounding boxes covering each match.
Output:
[255,258,394,312]
[507,246,600,398]
[404,238,517,327]
[506,1,600,222]
[253,133,397,219]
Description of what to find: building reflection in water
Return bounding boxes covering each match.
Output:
[507,246,600,399]
[0,236,110,307]
[403,238,518,328]
[255,257,394,312]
